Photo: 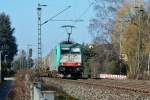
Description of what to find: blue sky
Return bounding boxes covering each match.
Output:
[0,0,95,57]
[0,0,147,58]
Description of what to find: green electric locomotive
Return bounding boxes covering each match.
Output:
[48,41,83,78]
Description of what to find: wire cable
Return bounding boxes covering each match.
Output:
[79,2,94,19]
[42,6,71,25]
[73,2,94,26]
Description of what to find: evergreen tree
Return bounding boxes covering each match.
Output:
[0,13,17,71]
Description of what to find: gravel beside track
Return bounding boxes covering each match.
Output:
[67,79,150,94]
[43,78,150,100]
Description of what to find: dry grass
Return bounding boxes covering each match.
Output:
[8,69,34,100]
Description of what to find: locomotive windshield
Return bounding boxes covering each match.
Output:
[71,48,81,54]
[61,48,70,54]
[61,48,81,54]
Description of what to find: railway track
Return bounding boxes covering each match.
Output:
[52,78,150,95]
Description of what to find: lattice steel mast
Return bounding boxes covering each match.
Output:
[37,4,47,68]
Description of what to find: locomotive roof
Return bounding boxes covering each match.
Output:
[59,41,81,48]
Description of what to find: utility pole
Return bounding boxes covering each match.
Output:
[27,44,36,68]
[37,4,47,69]
[130,0,144,73]
[137,7,144,72]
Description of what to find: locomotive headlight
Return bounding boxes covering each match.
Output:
[76,68,80,71]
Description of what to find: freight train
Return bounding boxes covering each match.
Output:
[45,41,83,78]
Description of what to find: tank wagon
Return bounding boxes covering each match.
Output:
[48,41,83,78]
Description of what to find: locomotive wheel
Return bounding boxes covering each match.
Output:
[71,73,82,79]
[71,74,77,79]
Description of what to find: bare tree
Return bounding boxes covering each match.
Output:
[89,0,123,43]
[87,0,125,75]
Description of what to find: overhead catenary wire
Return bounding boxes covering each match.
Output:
[88,0,97,4]
[88,0,91,4]
[45,19,83,22]
[79,2,94,18]
[42,6,71,25]
[73,1,95,25]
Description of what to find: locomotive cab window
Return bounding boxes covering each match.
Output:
[71,48,81,54]
[61,48,70,54]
